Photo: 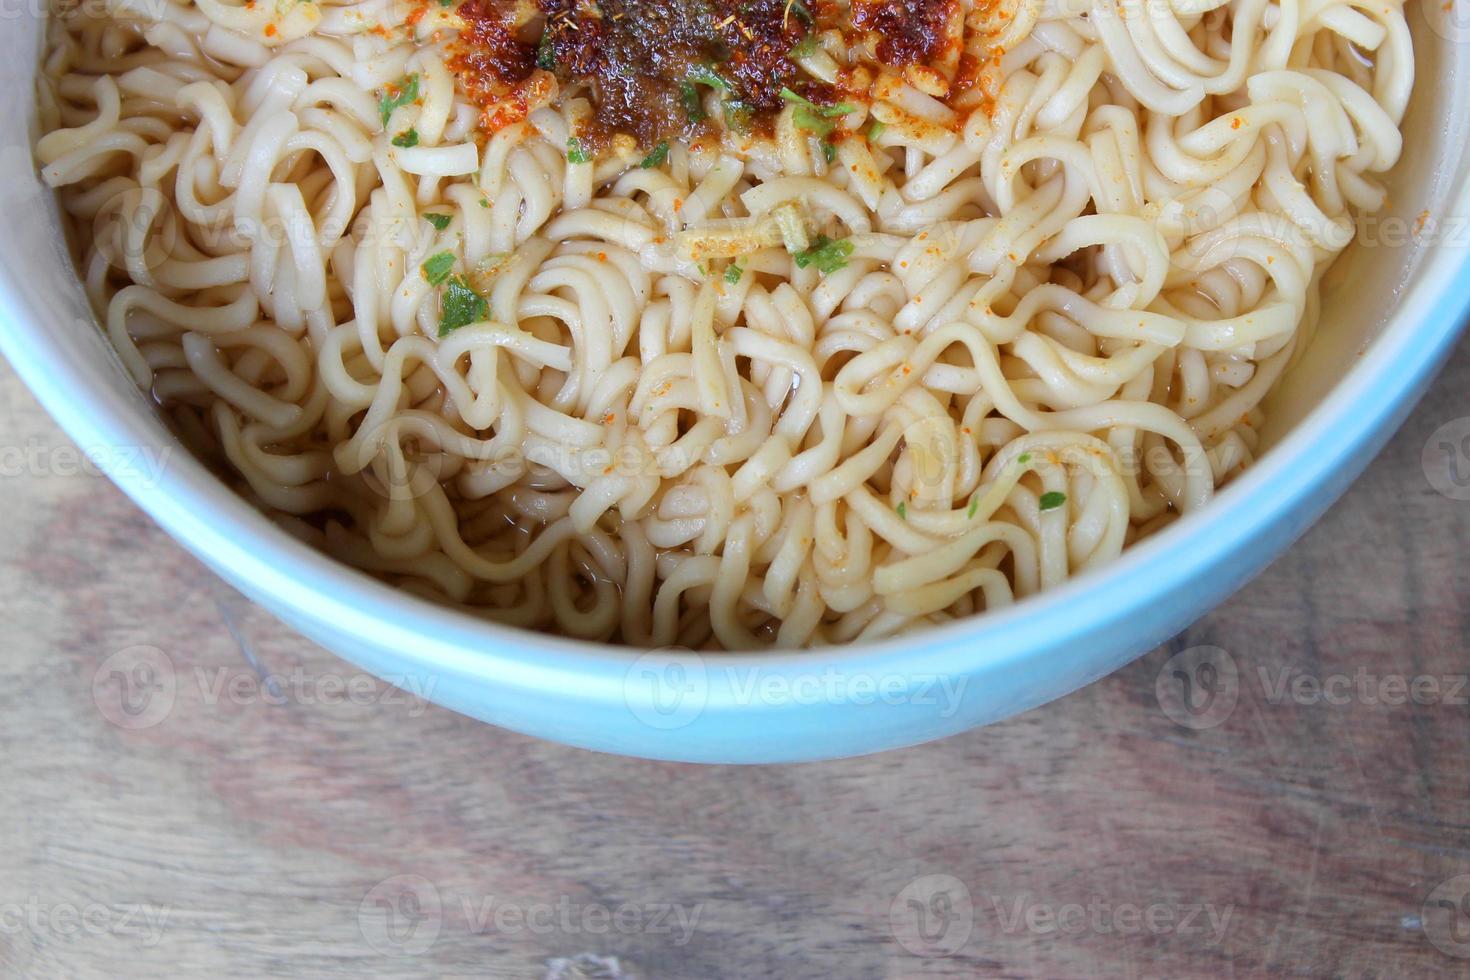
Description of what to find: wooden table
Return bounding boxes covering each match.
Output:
[2,339,1468,979]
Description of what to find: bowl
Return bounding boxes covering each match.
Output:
[4,6,1468,763]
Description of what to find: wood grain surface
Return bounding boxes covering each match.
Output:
[1,337,1468,980]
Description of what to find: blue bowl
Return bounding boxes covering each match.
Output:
[5,12,1467,762]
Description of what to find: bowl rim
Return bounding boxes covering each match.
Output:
[5,108,1470,716]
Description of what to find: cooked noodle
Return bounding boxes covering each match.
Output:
[34,0,1414,647]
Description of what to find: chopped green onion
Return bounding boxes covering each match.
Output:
[478,198,490,208]
[793,235,853,275]
[1039,491,1067,511]
[896,501,907,520]
[793,109,835,137]
[687,64,730,91]
[423,212,452,230]
[786,0,814,27]
[439,275,488,336]
[1017,453,1031,464]
[378,74,419,125]
[421,251,456,286]
[723,99,755,132]
[866,120,886,140]
[789,34,819,59]
[639,141,670,169]
[679,82,705,123]
[781,90,854,138]
[567,137,590,165]
[967,496,980,519]
[391,128,419,148]
[724,264,743,285]
[821,141,836,164]
[440,275,486,331]
[438,0,454,6]
[780,88,855,118]
[536,31,556,70]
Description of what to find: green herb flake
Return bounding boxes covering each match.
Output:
[687,64,730,91]
[639,141,670,169]
[438,275,488,336]
[793,235,853,275]
[724,264,743,285]
[793,108,836,137]
[967,496,980,519]
[789,34,819,59]
[781,89,855,138]
[421,251,456,286]
[567,137,590,165]
[1039,491,1067,512]
[821,141,836,164]
[786,0,814,26]
[866,120,886,141]
[1017,452,1031,464]
[391,128,419,148]
[378,74,419,126]
[438,0,454,6]
[896,501,907,520]
[780,88,855,118]
[535,30,556,70]
[679,82,706,123]
[423,212,452,230]
[723,99,755,132]
[478,198,490,208]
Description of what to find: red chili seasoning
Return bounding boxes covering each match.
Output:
[447,0,975,147]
